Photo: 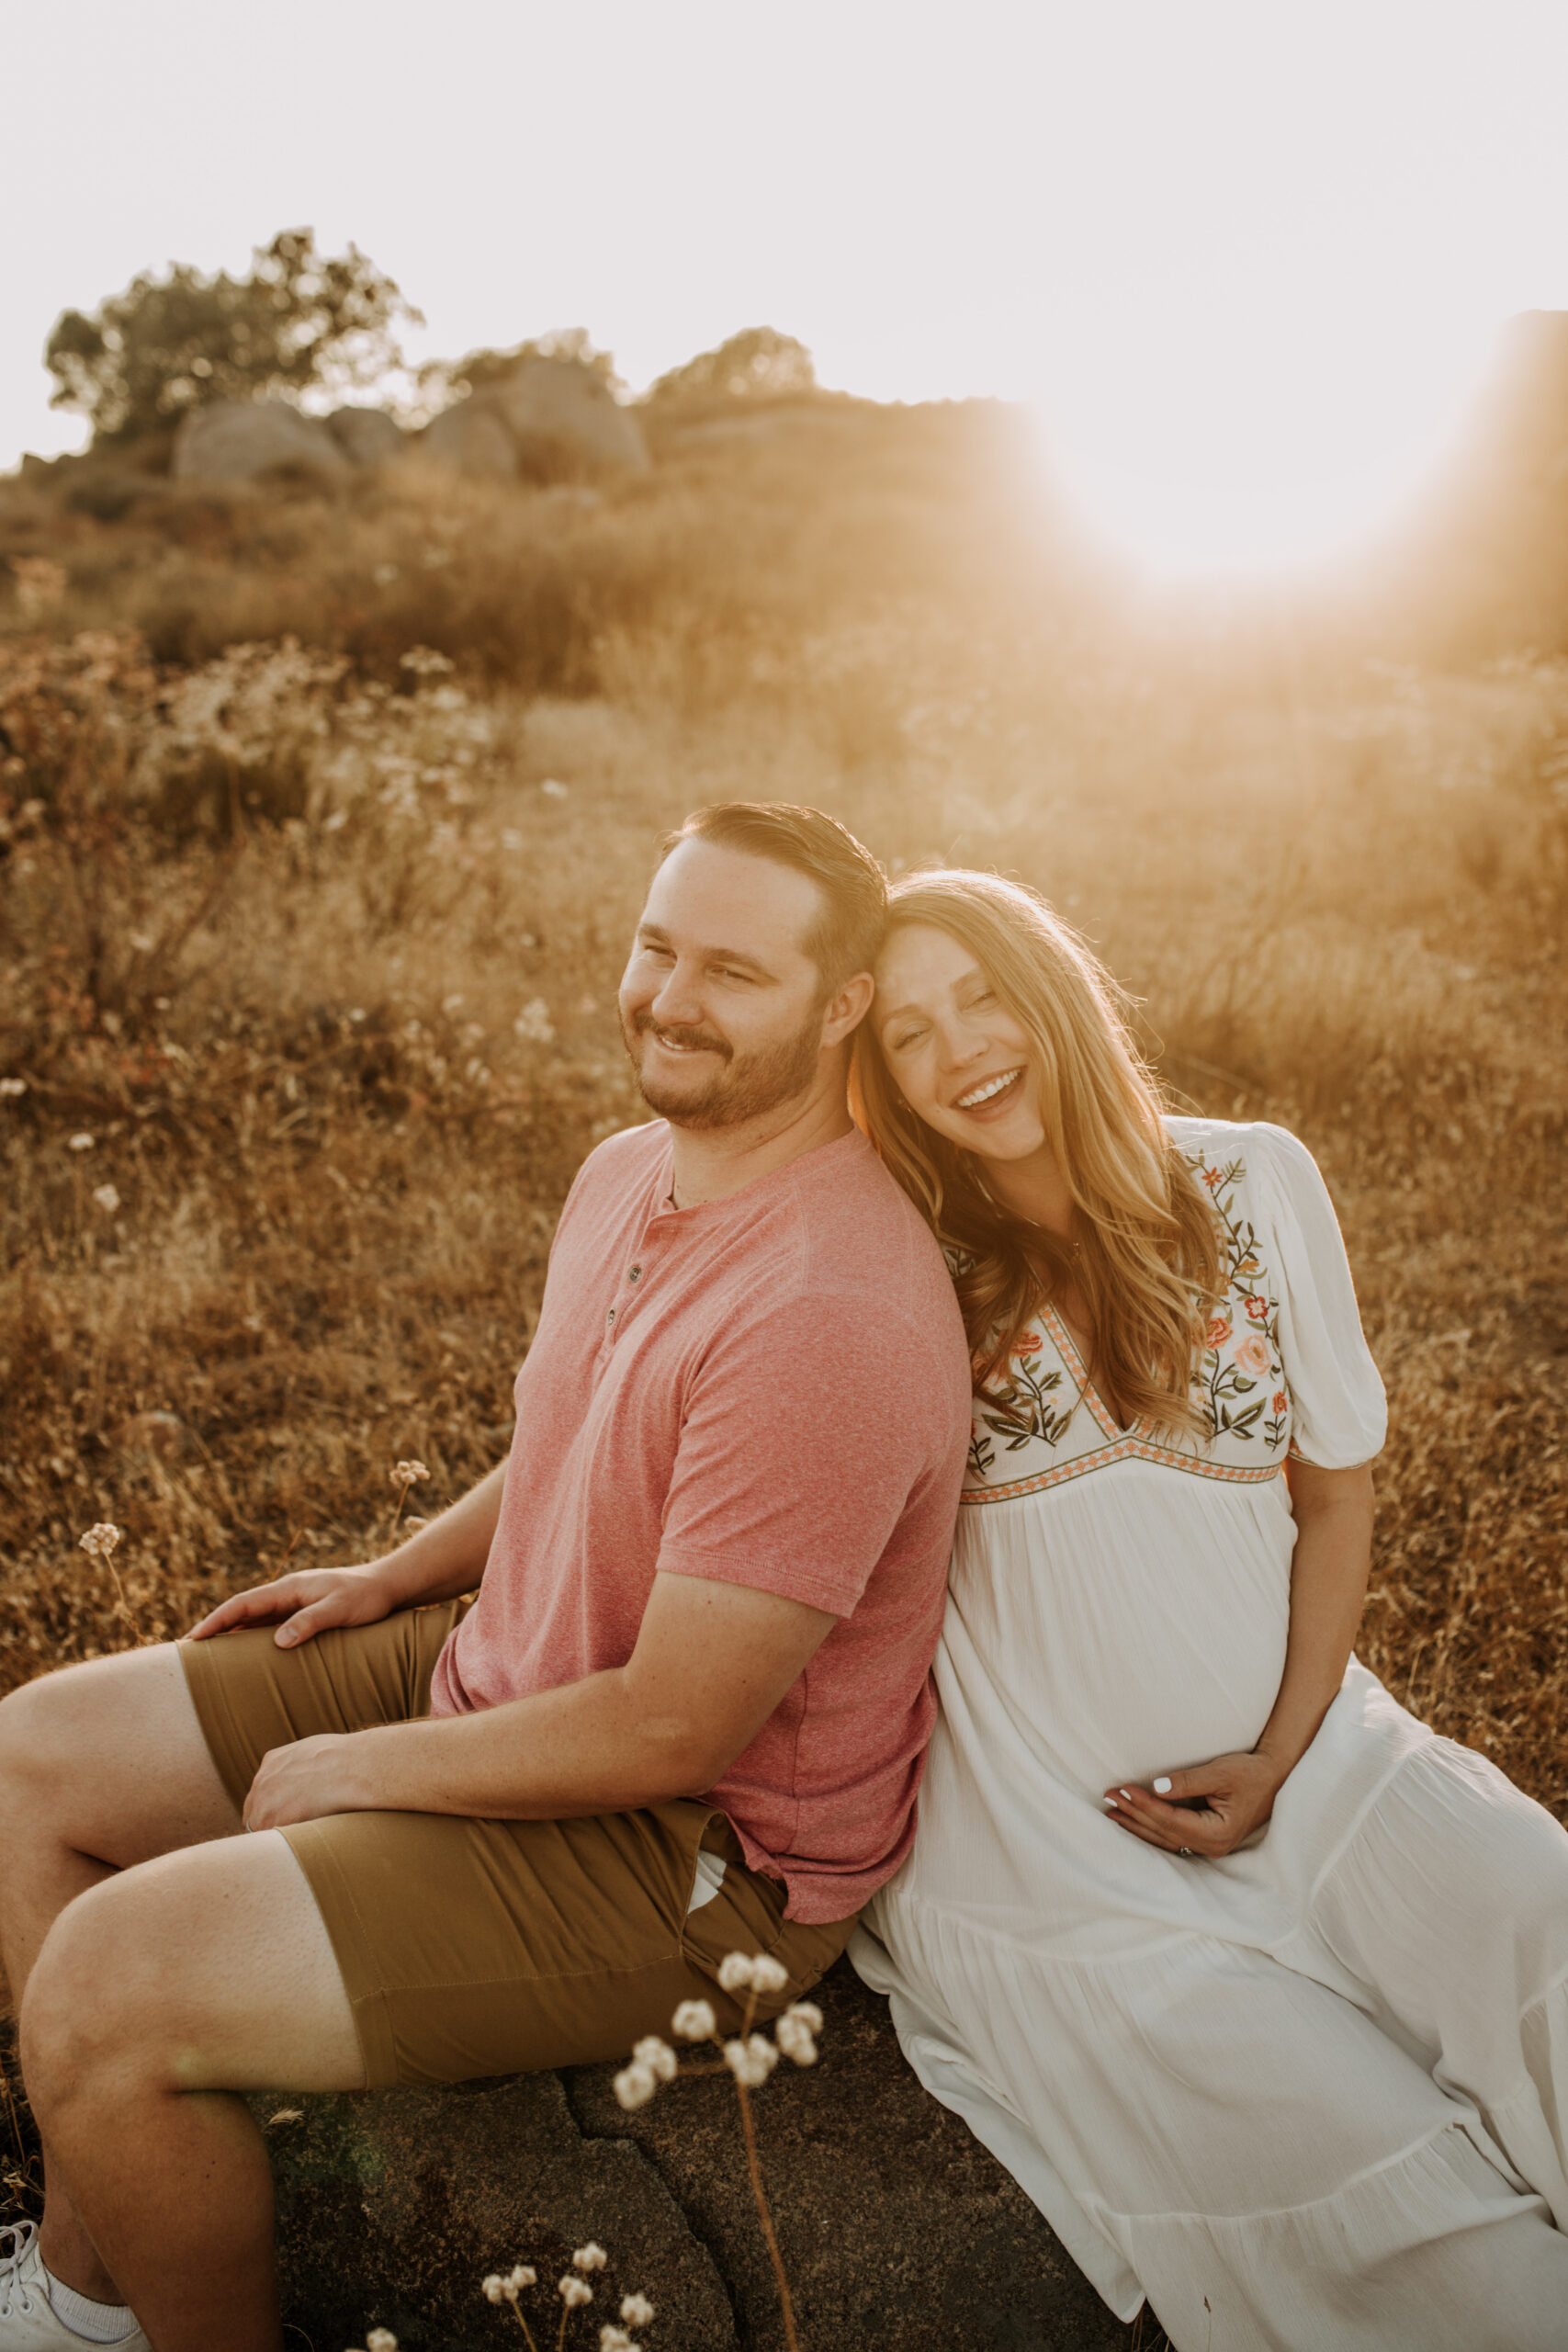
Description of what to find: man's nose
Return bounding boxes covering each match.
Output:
[649,961,705,1026]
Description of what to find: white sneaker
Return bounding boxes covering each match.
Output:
[0,2225,149,2350]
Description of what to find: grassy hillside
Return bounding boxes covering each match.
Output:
[2,402,1565,1811]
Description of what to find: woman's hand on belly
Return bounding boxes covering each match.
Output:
[1103,1749,1286,1859]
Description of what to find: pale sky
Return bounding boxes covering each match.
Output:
[6,1,1568,571]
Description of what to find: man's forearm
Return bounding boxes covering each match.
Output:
[379,1460,510,1608]
[248,1667,715,1832]
[363,1673,709,1818]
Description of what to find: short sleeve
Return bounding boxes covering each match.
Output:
[655,1293,963,1619]
[1248,1124,1386,1469]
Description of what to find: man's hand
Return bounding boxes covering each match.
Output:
[187,1562,400,1649]
[1104,1749,1286,1859]
[244,1732,378,1829]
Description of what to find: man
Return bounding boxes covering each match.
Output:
[0,802,972,2352]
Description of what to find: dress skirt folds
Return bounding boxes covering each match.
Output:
[852,1121,1568,2350]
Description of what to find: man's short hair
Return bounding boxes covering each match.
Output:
[661,803,886,992]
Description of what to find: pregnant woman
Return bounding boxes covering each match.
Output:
[850,868,1568,2350]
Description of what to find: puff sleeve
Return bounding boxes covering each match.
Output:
[1248,1123,1386,1469]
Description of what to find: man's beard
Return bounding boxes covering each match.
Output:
[620,1005,825,1132]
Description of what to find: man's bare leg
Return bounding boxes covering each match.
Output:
[20,1826,363,2352]
[0,1647,242,2302]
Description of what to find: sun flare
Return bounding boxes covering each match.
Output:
[1034,317,1496,581]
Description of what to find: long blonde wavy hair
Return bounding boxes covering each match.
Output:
[852,870,1223,1439]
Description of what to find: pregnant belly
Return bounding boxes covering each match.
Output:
[943,1474,1295,1800]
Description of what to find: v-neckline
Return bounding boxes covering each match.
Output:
[1041,1301,1142,1442]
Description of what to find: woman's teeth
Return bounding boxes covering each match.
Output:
[955,1068,1022,1110]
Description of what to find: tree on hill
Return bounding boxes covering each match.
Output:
[644,327,816,410]
[44,230,422,444]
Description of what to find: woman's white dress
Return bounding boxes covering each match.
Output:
[852,1119,1568,2351]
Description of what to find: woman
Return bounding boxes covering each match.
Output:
[849,869,1568,2352]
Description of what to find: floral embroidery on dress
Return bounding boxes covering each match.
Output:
[962,1132,1293,1501]
[1185,1150,1290,1452]
[969,1329,1077,1480]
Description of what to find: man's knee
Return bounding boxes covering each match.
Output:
[18,1883,139,2113]
[0,1645,235,1866]
[0,1669,83,1817]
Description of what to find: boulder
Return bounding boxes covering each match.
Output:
[421,401,520,481]
[327,405,406,466]
[489,356,650,477]
[422,360,650,484]
[257,1960,1134,2352]
[170,401,352,484]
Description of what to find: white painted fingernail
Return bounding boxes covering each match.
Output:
[1119,1788,1133,1801]
[1153,1776,1172,1794]
[1105,1797,1119,1810]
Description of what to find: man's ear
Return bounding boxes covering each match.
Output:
[819,969,875,1048]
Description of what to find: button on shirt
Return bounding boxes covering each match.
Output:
[430,1122,973,1923]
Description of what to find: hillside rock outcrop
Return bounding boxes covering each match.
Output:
[421,356,650,482]
[326,405,406,466]
[422,400,522,481]
[171,400,352,483]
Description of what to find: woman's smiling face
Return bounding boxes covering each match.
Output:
[874,922,1048,1167]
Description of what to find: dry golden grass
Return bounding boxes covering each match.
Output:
[1,413,1565,1757]
[1,413,1565,2265]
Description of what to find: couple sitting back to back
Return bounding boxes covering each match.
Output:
[2,801,1566,2352]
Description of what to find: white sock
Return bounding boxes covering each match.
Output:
[43,2269,139,2346]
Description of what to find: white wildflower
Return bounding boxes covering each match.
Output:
[774,2007,819,2067]
[573,2243,608,2273]
[599,2330,635,2352]
[723,2033,780,2089]
[92,1183,120,1215]
[266,2107,304,2127]
[558,2275,593,2308]
[482,2276,506,2304]
[620,2293,655,2327]
[539,777,570,798]
[0,1077,26,1097]
[671,1998,717,2041]
[390,1459,429,1492]
[749,1953,789,1995]
[613,2060,658,2110]
[717,1952,757,1994]
[68,1132,95,1152]
[632,2035,678,2083]
[78,1523,121,1563]
[507,2265,537,2292]
[367,2333,398,2352]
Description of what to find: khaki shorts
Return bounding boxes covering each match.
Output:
[178,1603,856,2090]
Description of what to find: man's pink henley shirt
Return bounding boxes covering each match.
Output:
[430,1122,972,1922]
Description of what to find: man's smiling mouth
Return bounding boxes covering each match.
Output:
[953,1067,1024,1111]
[646,1023,728,1057]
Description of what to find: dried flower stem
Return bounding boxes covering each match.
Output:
[732,2075,800,2352]
[507,2308,540,2352]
